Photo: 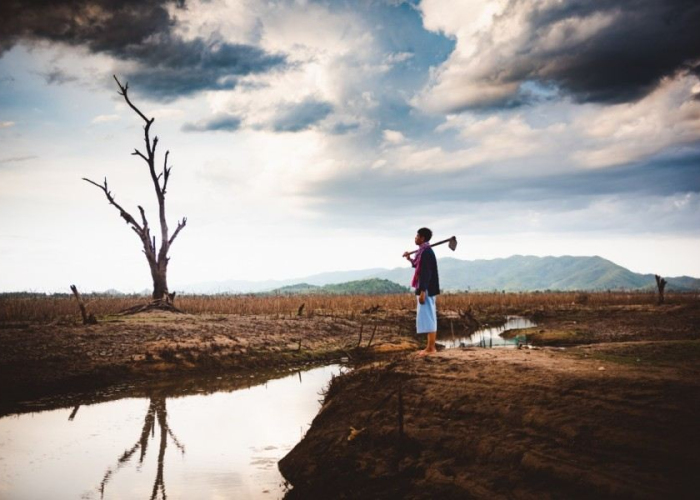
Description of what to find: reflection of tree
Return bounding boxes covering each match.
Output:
[68,405,80,421]
[98,397,185,499]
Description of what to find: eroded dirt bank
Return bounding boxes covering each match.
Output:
[280,304,700,499]
[0,311,418,415]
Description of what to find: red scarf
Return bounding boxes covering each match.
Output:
[411,242,430,288]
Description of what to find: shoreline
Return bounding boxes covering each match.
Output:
[280,341,700,499]
[0,310,420,416]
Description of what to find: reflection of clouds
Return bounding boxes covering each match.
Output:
[0,364,342,500]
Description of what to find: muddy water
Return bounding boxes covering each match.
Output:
[439,315,537,349]
[0,364,345,500]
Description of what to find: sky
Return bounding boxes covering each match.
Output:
[1,0,699,293]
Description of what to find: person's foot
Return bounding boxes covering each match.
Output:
[417,348,437,357]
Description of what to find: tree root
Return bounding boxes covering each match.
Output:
[118,300,183,315]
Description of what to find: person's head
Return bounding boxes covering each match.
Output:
[415,227,432,245]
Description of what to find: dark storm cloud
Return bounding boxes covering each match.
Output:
[0,0,285,100]
[119,34,284,101]
[182,114,241,132]
[435,0,700,111]
[271,98,333,132]
[525,0,700,104]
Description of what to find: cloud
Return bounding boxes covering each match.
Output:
[370,114,556,172]
[415,0,700,112]
[384,51,414,65]
[329,121,361,135]
[0,121,14,128]
[41,67,79,85]
[270,98,333,133]
[182,114,241,132]
[0,155,36,164]
[0,0,285,101]
[117,33,285,101]
[303,148,700,236]
[383,129,405,144]
[91,114,120,124]
[179,0,452,140]
[572,72,700,167]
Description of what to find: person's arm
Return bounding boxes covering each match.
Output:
[403,251,417,267]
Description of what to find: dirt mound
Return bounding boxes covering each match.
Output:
[280,345,700,499]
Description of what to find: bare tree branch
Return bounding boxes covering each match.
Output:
[132,149,148,163]
[82,177,143,232]
[162,151,171,193]
[113,75,151,125]
[168,217,187,246]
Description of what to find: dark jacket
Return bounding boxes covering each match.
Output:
[413,247,440,296]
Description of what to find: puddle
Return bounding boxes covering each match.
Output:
[0,364,346,499]
[439,315,537,349]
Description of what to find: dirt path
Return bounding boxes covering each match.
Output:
[280,333,700,498]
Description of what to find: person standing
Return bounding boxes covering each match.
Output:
[403,227,440,356]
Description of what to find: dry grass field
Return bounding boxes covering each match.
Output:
[1,291,695,324]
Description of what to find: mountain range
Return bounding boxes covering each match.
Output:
[265,279,409,295]
[183,255,700,294]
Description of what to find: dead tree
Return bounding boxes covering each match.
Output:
[655,275,667,305]
[84,76,187,311]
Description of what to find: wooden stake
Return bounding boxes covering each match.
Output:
[366,325,378,348]
[70,284,97,325]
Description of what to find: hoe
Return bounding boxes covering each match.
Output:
[405,235,458,256]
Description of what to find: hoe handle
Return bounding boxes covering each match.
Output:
[405,236,456,256]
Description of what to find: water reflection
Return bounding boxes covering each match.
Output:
[0,364,344,499]
[439,316,537,349]
[96,397,185,499]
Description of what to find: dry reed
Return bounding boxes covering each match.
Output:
[1,291,696,325]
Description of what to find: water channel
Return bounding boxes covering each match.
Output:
[438,315,537,349]
[0,364,345,500]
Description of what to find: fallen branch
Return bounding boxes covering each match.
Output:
[118,299,183,315]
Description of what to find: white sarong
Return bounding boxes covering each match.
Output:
[416,295,437,334]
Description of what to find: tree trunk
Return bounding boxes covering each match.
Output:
[655,275,667,305]
[151,264,169,303]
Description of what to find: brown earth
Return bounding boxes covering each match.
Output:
[2,300,699,499]
[0,310,419,416]
[280,302,700,499]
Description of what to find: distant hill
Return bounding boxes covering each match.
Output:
[266,278,409,295]
[179,255,700,294]
[184,268,385,294]
[271,283,321,294]
[373,255,700,292]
